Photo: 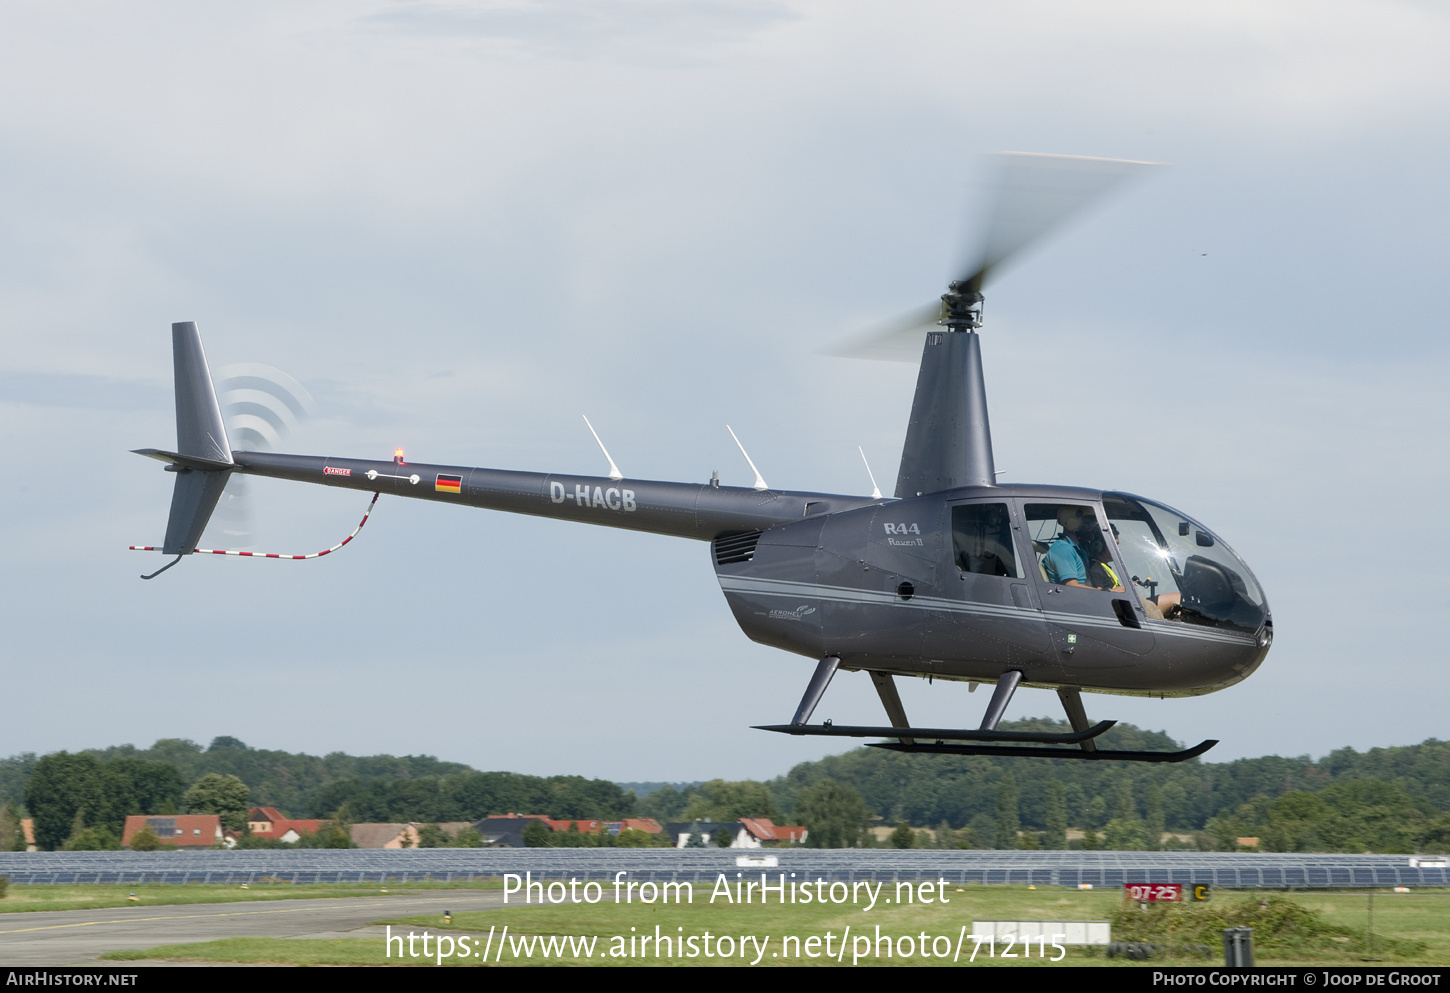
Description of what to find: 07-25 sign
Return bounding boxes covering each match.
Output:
[1124,884,1182,902]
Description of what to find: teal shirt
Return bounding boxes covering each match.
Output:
[1044,534,1088,585]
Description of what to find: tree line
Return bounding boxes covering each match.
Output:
[4,725,1448,853]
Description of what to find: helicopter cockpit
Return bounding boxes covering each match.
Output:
[947,493,1265,635]
[1100,492,1266,634]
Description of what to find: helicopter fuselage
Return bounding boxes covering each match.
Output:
[225,451,1269,700]
[715,482,1270,698]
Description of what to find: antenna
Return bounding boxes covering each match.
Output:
[582,415,623,481]
[859,447,883,500]
[726,425,769,491]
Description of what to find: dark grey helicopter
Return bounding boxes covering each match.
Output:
[133,154,1271,762]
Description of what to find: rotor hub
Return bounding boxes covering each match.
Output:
[938,281,984,330]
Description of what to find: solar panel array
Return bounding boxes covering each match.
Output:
[0,849,1444,888]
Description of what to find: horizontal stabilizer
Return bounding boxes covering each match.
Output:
[132,448,235,472]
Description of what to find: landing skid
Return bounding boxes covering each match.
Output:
[764,657,1220,763]
[754,720,1116,744]
[868,739,1219,762]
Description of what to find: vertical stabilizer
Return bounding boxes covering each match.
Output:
[894,330,995,497]
[159,322,234,555]
[173,322,233,465]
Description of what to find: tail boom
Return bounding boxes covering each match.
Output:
[232,451,880,541]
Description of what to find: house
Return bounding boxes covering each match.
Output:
[350,822,422,849]
[474,814,554,848]
[606,818,663,836]
[740,817,808,846]
[545,818,605,834]
[665,821,749,848]
[121,815,222,849]
[666,818,808,848]
[246,807,326,844]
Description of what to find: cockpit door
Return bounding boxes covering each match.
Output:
[1017,500,1155,664]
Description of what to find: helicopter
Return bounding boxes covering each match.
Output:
[132,153,1272,763]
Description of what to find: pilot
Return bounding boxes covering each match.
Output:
[1044,506,1122,591]
[1086,529,1123,592]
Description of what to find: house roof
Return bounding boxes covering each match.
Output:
[612,818,663,834]
[247,806,325,839]
[740,817,807,842]
[121,815,222,848]
[544,819,604,833]
[350,823,420,849]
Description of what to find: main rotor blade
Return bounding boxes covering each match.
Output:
[959,152,1160,295]
[833,152,1160,361]
[828,302,940,362]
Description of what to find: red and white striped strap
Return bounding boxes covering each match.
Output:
[131,492,380,560]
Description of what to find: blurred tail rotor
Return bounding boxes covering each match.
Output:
[207,363,316,549]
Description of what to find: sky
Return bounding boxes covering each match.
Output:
[2,1,1447,784]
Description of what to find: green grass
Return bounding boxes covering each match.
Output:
[1274,891,1450,964]
[103,937,403,966]
[98,885,1450,967]
[0,877,506,914]
[1108,894,1429,963]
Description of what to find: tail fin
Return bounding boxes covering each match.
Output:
[133,322,235,557]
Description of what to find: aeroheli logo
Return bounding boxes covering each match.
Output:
[768,605,817,622]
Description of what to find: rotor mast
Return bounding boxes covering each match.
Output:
[893,283,996,497]
[887,153,1159,498]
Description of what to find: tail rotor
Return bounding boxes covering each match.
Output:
[207,364,316,549]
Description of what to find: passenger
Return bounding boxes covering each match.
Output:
[1044,506,1124,592]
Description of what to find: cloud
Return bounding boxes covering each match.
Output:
[366,0,796,62]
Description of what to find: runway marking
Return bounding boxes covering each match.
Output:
[0,895,485,936]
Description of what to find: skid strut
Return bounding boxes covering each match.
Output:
[979,669,1023,731]
[869,672,915,746]
[757,669,1219,763]
[789,656,840,726]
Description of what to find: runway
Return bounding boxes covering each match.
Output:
[0,890,507,966]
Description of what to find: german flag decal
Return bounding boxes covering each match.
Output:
[436,474,463,494]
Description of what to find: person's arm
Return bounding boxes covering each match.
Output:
[1063,578,1125,592]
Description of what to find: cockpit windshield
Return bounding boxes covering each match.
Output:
[1102,492,1266,634]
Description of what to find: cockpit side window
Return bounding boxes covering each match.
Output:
[1025,502,1119,589]
[951,503,1022,578]
[1100,495,1184,605]
[1103,492,1267,633]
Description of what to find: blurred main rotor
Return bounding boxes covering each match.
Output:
[836,152,1161,361]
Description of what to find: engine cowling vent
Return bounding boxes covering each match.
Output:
[714,530,763,566]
